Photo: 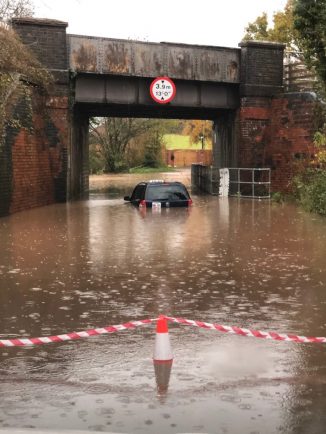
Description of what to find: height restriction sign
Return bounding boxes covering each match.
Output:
[150,77,176,104]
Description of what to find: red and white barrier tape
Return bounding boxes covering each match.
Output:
[165,316,326,344]
[0,318,155,347]
[1,315,326,347]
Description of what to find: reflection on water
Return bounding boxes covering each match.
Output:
[0,192,326,433]
[154,361,173,399]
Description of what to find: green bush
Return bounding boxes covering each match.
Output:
[271,191,284,203]
[294,169,326,215]
[142,136,163,168]
[89,148,104,174]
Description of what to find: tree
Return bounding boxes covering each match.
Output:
[89,118,182,172]
[243,1,299,51]
[0,0,44,143]
[182,120,212,149]
[0,25,50,145]
[313,131,326,167]
[89,117,159,172]
[141,122,164,168]
[243,12,269,42]
[0,0,33,23]
[293,0,326,86]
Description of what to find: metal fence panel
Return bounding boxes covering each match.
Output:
[228,168,270,199]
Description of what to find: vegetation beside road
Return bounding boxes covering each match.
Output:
[128,166,176,174]
[294,169,326,215]
[245,0,326,216]
[293,127,326,215]
[292,0,326,215]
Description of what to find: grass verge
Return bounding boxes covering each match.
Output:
[129,166,176,174]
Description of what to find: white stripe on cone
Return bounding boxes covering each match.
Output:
[153,316,173,362]
[154,333,173,362]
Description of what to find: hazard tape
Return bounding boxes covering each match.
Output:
[1,315,326,347]
[0,318,156,347]
[165,316,326,344]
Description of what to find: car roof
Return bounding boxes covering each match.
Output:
[137,180,186,186]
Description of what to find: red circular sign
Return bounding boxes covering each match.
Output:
[150,77,176,104]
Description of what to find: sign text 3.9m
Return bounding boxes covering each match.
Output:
[150,77,176,104]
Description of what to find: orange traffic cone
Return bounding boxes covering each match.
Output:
[153,315,173,363]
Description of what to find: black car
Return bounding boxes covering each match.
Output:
[124,180,192,208]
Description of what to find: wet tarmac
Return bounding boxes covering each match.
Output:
[0,176,326,433]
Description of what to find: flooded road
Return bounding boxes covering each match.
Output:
[0,175,326,433]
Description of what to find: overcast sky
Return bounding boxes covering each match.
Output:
[33,0,288,48]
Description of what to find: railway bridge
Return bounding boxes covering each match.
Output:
[0,18,316,215]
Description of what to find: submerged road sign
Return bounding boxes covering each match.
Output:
[150,77,176,104]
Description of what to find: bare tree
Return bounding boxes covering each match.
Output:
[0,0,33,22]
[89,117,169,172]
[89,117,156,172]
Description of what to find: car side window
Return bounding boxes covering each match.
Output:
[169,188,188,200]
[131,184,146,201]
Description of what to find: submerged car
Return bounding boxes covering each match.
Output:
[124,180,192,208]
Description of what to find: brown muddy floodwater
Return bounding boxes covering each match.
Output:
[0,172,326,434]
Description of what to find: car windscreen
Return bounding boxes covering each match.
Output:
[145,184,189,201]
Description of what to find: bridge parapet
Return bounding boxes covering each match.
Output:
[68,35,240,83]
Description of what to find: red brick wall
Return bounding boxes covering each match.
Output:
[269,95,315,192]
[0,18,70,217]
[238,96,271,168]
[0,90,69,216]
[10,129,54,213]
[165,149,212,167]
[238,93,316,192]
